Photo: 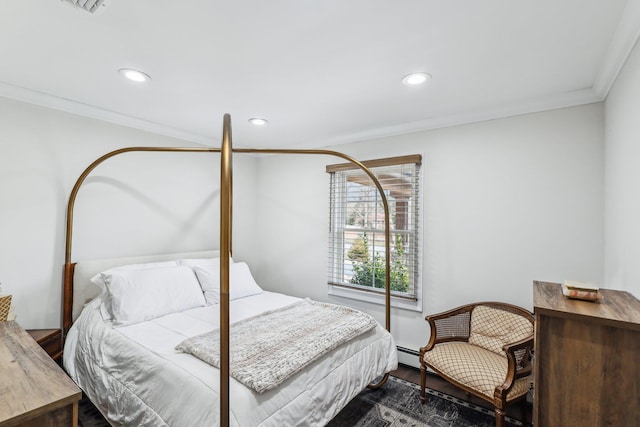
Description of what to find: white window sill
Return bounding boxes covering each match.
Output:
[328,285,422,312]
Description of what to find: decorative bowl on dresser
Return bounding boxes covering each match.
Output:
[0,321,81,427]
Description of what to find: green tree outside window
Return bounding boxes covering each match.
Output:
[347,233,409,292]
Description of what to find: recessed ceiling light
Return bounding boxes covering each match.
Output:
[119,68,151,83]
[248,118,269,126]
[402,72,431,86]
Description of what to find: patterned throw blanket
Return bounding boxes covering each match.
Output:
[176,299,377,393]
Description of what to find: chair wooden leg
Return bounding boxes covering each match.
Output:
[419,364,427,402]
[495,407,505,427]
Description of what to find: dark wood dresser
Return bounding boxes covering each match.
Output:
[533,281,640,427]
[0,321,81,426]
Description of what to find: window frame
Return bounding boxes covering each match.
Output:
[326,154,422,312]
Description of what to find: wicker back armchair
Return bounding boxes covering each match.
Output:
[419,302,534,427]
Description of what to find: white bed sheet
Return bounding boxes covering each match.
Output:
[64,291,397,426]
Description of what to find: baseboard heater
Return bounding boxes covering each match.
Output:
[397,346,420,357]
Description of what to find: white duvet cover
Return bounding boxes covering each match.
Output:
[64,291,397,426]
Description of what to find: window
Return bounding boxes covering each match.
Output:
[327,155,421,308]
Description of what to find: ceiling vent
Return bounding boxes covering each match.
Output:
[61,0,111,14]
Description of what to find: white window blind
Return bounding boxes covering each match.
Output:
[327,155,421,300]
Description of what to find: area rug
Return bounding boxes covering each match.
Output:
[327,376,528,427]
[79,376,529,426]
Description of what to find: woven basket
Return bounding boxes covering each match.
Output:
[0,295,12,322]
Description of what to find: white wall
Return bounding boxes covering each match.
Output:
[0,94,607,366]
[604,38,640,297]
[249,104,604,365]
[0,97,258,328]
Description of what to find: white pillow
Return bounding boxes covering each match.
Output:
[105,265,206,327]
[90,260,178,321]
[177,257,231,270]
[193,262,262,305]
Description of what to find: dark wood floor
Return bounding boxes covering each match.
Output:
[389,364,532,424]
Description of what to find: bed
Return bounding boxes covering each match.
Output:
[61,115,398,426]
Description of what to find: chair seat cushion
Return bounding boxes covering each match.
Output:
[423,342,531,401]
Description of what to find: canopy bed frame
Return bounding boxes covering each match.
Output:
[62,114,394,426]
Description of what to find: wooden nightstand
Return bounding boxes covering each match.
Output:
[0,321,81,426]
[26,328,63,362]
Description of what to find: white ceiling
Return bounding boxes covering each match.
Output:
[1,0,638,149]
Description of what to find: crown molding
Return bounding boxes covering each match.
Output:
[308,88,602,149]
[1,79,602,152]
[0,81,215,147]
[2,4,638,152]
[593,0,640,98]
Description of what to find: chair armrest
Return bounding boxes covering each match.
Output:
[420,305,474,353]
[495,335,534,398]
